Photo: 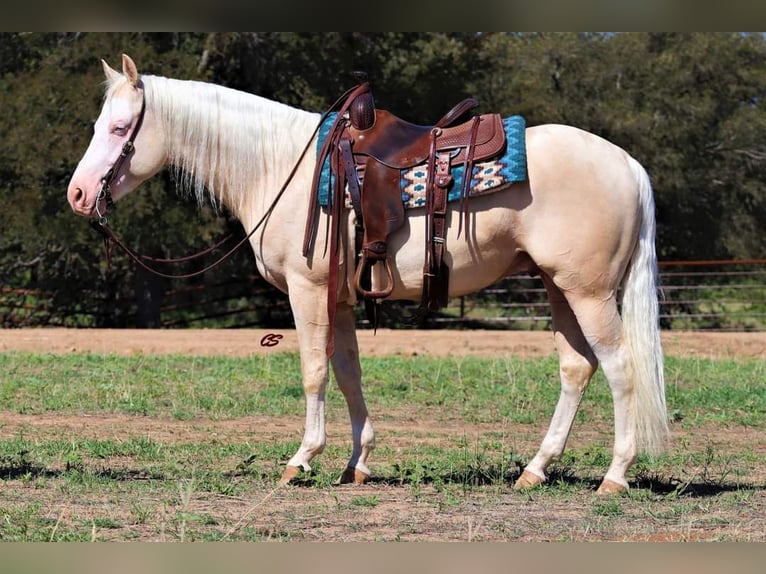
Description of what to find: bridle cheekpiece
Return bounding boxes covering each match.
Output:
[95,92,146,225]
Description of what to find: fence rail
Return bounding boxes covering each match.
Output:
[2,260,765,331]
[364,259,766,331]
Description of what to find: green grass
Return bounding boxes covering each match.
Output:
[0,352,762,426]
[664,356,766,426]
[0,350,763,541]
[0,352,305,418]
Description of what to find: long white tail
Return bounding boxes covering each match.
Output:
[621,157,668,455]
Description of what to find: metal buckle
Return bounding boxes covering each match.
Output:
[95,188,109,225]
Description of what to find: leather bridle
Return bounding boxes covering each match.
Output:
[94,93,146,226]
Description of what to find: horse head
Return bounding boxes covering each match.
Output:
[67,54,165,218]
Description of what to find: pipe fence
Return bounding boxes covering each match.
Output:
[149,259,766,331]
[396,259,766,331]
[1,260,764,331]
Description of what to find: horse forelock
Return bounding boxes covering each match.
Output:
[139,75,316,214]
[102,74,123,97]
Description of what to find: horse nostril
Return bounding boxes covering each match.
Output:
[68,186,88,213]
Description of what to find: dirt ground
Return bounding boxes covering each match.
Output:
[0,327,764,359]
[1,328,764,541]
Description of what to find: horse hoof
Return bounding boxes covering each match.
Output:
[338,467,370,485]
[596,478,628,495]
[513,470,545,490]
[279,465,301,486]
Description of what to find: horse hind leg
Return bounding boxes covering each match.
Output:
[330,303,375,485]
[558,291,653,494]
[515,273,598,490]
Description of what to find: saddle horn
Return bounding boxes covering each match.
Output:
[349,71,375,130]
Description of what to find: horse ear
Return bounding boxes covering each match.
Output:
[101,59,120,82]
[121,54,140,87]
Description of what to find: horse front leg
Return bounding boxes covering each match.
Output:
[279,282,332,485]
[331,302,375,484]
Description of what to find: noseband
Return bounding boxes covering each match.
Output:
[95,93,146,225]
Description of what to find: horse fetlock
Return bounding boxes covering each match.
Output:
[286,446,322,472]
[361,429,376,453]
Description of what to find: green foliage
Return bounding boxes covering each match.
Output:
[1,33,764,327]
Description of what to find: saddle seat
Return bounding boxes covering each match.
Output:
[349,107,506,170]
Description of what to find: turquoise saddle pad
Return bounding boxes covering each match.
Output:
[316,113,527,208]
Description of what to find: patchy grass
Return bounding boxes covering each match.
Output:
[0,351,763,541]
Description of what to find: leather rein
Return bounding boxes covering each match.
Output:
[90,83,364,280]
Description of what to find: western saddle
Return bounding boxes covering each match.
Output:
[303,74,507,355]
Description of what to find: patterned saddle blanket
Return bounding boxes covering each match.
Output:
[316,114,528,208]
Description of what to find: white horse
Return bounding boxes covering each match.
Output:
[67,54,667,493]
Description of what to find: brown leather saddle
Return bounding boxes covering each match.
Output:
[303,76,507,354]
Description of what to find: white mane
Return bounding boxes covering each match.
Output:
[128,75,318,213]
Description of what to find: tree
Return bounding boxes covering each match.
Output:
[467,32,766,260]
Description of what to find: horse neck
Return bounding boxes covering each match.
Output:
[145,75,319,220]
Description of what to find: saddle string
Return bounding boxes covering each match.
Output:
[457,116,482,240]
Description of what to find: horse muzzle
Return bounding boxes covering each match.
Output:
[67,186,95,217]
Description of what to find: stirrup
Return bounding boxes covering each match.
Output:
[354,252,395,300]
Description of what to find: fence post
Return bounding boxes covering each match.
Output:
[135,261,164,328]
